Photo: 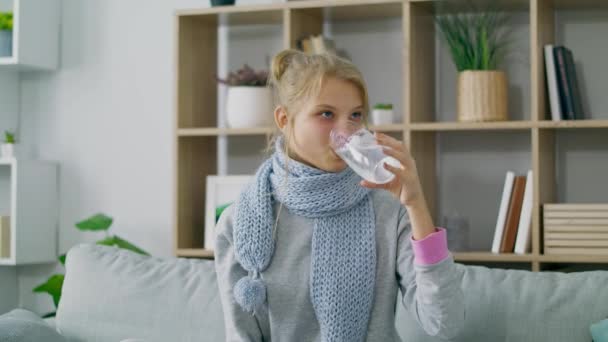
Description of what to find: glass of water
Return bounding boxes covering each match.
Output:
[329,126,402,184]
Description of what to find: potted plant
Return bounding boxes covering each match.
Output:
[0,12,12,57]
[371,103,394,125]
[216,64,273,128]
[436,5,511,122]
[33,213,149,318]
[1,130,16,158]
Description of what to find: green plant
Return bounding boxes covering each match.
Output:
[373,103,393,110]
[0,12,12,31]
[4,131,15,144]
[33,213,149,318]
[216,64,268,86]
[215,203,232,223]
[435,2,512,71]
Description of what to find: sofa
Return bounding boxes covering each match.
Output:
[1,243,607,342]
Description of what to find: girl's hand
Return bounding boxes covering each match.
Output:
[359,132,424,208]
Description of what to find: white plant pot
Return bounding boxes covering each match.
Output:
[371,108,394,125]
[225,86,274,128]
[1,144,15,158]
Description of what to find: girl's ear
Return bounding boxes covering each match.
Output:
[274,106,288,132]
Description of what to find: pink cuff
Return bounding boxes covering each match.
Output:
[410,227,449,265]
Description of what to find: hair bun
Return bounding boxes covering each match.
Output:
[270,49,299,83]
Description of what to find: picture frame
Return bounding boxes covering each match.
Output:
[204,175,254,251]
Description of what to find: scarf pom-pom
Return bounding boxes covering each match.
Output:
[234,275,267,314]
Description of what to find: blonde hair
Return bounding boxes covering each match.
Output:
[265,49,370,157]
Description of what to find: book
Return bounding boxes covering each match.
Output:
[514,170,533,254]
[544,45,561,121]
[564,48,584,120]
[554,46,584,120]
[0,216,10,258]
[500,175,526,253]
[492,171,515,253]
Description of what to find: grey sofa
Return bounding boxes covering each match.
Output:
[2,244,608,341]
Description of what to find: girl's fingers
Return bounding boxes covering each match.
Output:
[381,146,410,169]
[360,180,390,189]
[375,132,404,152]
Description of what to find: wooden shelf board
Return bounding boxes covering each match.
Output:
[409,120,534,131]
[290,0,403,20]
[538,119,608,129]
[369,124,404,132]
[176,248,215,259]
[453,252,535,262]
[178,127,273,136]
[176,5,283,25]
[538,254,608,263]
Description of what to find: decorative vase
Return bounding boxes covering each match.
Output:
[225,86,274,128]
[1,143,15,158]
[210,0,235,6]
[371,108,394,125]
[457,70,508,122]
[0,30,12,57]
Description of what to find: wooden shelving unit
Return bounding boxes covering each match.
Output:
[174,0,608,272]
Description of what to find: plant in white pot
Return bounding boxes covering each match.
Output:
[0,12,12,57]
[1,131,16,158]
[216,64,273,129]
[436,5,512,122]
[371,103,395,125]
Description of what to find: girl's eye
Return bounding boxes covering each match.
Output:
[320,111,334,119]
[351,112,363,120]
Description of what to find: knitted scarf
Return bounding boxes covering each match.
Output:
[232,135,377,342]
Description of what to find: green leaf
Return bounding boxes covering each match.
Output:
[41,312,56,319]
[216,203,232,223]
[76,213,113,231]
[96,235,149,255]
[33,274,64,308]
[58,254,66,265]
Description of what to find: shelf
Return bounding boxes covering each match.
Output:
[177,124,404,137]
[537,120,608,129]
[176,248,214,259]
[453,252,535,263]
[0,158,58,266]
[178,127,273,137]
[409,121,534,131]
[0,0,60,71]
[173,0,608,271]
[538,254,608,264]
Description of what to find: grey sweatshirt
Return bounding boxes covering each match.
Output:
[214,189,465,342]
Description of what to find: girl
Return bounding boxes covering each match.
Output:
[214,49,465,342]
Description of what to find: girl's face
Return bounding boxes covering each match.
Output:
[275,77,365,172]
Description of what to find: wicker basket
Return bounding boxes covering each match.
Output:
[457,70,508,122]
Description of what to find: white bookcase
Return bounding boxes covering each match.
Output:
[0,158,58,265]
[0,0,60,70]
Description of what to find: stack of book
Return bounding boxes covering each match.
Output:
[543,203,608,256]
[491,170,533,254]
[544,44,585,121]
[296,34,337,55]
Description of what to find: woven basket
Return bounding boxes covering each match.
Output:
[457,70,508,122]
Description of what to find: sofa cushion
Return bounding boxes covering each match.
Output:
[56,244,225,342]
[0,308,68,342]
[396,264,608,342]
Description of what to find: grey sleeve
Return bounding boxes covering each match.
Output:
[395,207,466,340]
[214,205,265,342]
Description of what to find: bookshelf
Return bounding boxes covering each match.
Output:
[174,0,608,272]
